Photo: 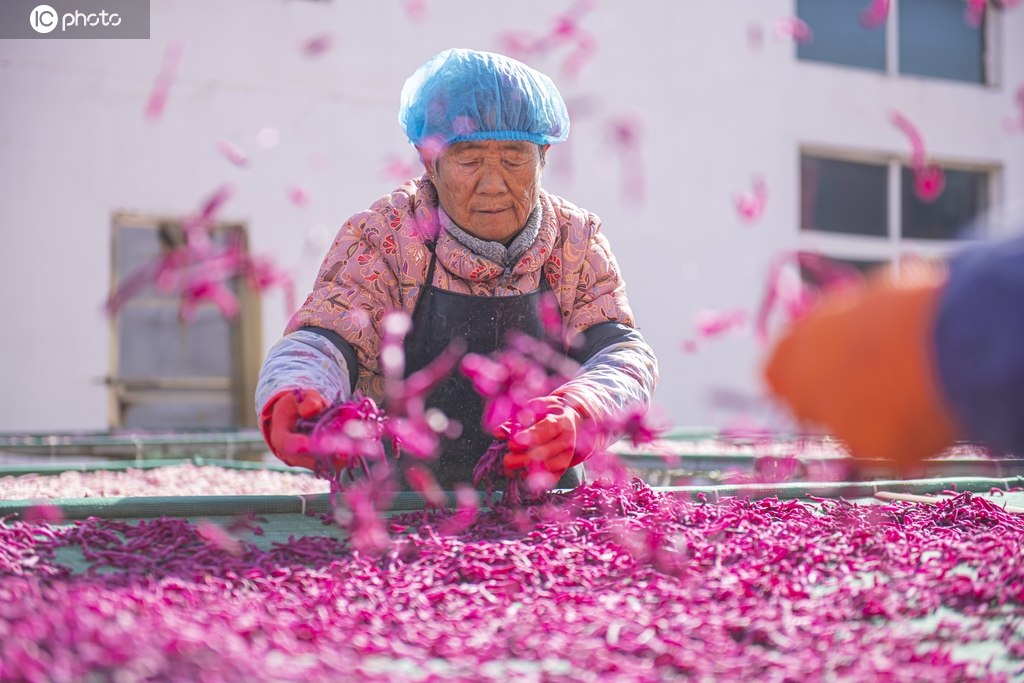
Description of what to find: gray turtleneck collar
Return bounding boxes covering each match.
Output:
[439,204,542,273]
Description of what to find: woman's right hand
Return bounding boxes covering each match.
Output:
[261,390,329,470]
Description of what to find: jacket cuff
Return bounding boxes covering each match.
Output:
[254,330,352,421]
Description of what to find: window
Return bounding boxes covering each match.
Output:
[901,167,989,240]
[796,0,992,85]
[108,215,262,429]
[899,0,985,84]
[796,0,887,72]
[801,156,888,237]
[798,150,995,270]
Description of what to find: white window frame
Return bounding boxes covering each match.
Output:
[799,0,1001,88]
[107,213,263,430]
[796,146,1001,275]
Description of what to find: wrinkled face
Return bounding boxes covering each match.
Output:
[420,140,547,243]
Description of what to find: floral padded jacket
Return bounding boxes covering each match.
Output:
[255,176,658,455]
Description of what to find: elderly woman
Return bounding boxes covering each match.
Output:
[256,49,658,490]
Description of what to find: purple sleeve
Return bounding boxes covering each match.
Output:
[933,233,1024,456]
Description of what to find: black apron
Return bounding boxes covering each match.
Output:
[400,243,584,491]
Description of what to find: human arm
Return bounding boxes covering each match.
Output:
[764,233,1024,464]
[255,329,356,467]
[503,324,658,477]
[256,207,404,466]
[503,219,659,478]
[931,234,1024,456]
[255,329,358,420]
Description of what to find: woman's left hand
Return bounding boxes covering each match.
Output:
[500,396,583,480]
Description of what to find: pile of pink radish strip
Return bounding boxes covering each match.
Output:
[0,464,330,501]
[2,480,1022,682]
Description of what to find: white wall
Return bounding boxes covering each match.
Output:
[1,0,1021,432]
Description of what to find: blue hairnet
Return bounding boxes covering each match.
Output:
[399,48,570,147]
